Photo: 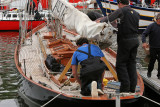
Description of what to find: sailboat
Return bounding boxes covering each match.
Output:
[0,0,49,30]
[14,0,144,106]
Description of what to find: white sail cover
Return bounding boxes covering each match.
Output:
[51,0,115,41]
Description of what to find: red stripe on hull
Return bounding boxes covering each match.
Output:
[0,20,45,30]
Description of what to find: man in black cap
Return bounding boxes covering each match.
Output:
[142,13,160,80]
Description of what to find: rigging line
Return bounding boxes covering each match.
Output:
[140,95,160,106]
[41,92,63,107]
[106,1,113,26]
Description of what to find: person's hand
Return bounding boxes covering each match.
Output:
[142,43,147,49]
[95,19,100,23]
[34,7,37,10]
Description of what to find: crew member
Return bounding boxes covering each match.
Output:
[27,0,36,15]
[71,37,105,97]
[142,13,160,79]
[37,0,43,12]
[98,0,140,93]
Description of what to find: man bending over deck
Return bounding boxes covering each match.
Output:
[71,37,106,97]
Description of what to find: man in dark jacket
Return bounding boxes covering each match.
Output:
[96,0,140,93]
[142,13,160,79]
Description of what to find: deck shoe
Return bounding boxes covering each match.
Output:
[129,92,136,95]
[120,92,130,97]
[147,72,151,78]
[97,89,104,95]
[91,81,98,97]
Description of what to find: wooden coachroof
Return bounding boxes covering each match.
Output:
[44,35,77,66]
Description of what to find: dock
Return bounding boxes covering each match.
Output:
[138,69,160,95]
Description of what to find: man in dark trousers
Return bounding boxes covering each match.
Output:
[27,0,36,15]
[96,0,140,93]
[142,13,160,79]
[71,37,105,97]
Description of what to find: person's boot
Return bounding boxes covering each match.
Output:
[147,72,151,78]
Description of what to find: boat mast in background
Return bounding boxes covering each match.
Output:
[9,0,49,10]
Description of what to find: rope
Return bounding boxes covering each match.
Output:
[41,92,62,107]
[140,95,160,106]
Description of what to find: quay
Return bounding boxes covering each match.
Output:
[138,67,160,95]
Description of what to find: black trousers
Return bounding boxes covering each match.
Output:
[148,48,160,77]
[80,72,102,96]
[116,38,139,92]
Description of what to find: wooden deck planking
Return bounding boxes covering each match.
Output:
[19,27,60,91]
[103,50,116,66]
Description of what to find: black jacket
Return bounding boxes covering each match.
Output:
[100,6,140,42]
[142,22,160,48]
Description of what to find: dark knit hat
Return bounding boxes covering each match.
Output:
[117,0,129,5]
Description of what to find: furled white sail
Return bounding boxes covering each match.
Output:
[51,0,116,42]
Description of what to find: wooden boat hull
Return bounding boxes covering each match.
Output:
[0,20,45,30]
[18,73,140,106]
[15,22,144,106]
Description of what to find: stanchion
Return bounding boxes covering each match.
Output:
[115,90,120,107]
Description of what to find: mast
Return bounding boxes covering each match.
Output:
[48,0,51,10]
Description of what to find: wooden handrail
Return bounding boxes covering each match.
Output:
[58,57,72,82]
[102,57,118,81]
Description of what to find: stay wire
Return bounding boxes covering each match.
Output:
[41,92,63,107]
[140,95,160,106]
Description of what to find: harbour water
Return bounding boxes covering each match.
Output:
[0,32,160,107]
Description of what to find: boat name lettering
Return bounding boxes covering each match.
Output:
[52,0,68,21]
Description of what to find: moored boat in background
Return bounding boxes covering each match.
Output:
[0,10,50,30]
[0,0,50,31]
